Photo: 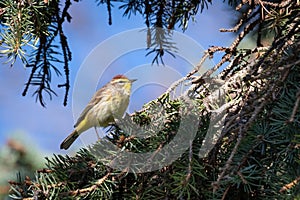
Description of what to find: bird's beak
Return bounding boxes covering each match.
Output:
[130,79,137,83]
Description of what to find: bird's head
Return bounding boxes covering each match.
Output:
[111,75,137,94]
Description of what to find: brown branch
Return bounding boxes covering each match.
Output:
[237,171,248,184]
[213,78,277,192]
[212,130,243,193]
[261,0,293,8]
[220,7,254,32]
[280,176,300,193]
[192,17,261,87]
[187,51,210,78]
[288,89,300,123]
[230,18,260,51]
[165,51,210,95]
[147,143,164,162]
[221,185,231,200]
[60,172,111,197]
[182,140,193,185]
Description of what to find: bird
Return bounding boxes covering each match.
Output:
[60,75,137,150]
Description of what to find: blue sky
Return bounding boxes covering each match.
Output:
[0,1,235,155]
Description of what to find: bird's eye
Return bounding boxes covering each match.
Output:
[118,80,126,84]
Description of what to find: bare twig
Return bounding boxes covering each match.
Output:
[221,185,231,200]
[165,51,210,95]
[182,140,193,185]
[60,172,111,197]
[280,176,300,193]
[288,89,300,123]
[212,131,243,193]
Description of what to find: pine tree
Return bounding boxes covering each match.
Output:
[2,0,300,199]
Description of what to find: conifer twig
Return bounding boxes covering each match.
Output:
[183,140,193,185]
[212,131,243,193]
[288,89,300,123]
[60,172,111,197]
[165,51,209,95]
[279,176,300,193]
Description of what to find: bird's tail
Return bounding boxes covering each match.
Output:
[60,130,79,150]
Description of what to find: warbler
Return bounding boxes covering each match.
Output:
[60,75,137,150]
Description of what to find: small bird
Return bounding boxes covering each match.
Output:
[60,75,137,150]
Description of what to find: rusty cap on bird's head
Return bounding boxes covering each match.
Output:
[112,74,127,80]
[112,74,137,82]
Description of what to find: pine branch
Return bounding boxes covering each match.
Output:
[280,176,300,193]
[5,1,300,199]
[59,172,111,198]
[1,0,72,106]
[288,88,300,123]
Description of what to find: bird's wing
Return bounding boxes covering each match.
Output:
[74,87,107,128]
